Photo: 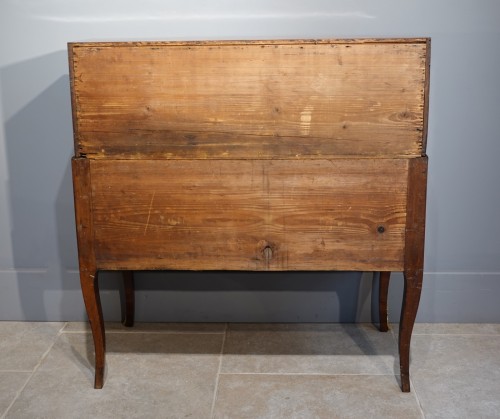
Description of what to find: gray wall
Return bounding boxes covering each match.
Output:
[1,1,499,323]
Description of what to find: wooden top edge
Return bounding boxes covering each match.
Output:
[68,38,430,49]
[77,155,423,161]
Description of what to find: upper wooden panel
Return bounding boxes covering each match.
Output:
[69,39,430,159]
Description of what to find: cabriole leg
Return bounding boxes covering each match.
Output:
[398,156,427,392]
[73,157,106,388]
[80,269,105,389]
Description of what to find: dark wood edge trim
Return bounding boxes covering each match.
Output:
[404,156,428,276]
[68,45,80,157]
[71,157,96,272]
[421,38,431,155]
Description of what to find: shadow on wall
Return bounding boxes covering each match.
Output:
[1,50,384,323]
[2,51,83,320]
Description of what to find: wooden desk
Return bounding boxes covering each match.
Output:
[69,39,430,391]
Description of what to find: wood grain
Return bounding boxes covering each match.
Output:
[90,159,408,271]
[69,39,428,159]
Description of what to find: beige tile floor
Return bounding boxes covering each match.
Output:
[1,322,499,418]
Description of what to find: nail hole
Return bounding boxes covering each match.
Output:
[377,225,385,234]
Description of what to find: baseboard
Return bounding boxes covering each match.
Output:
[387,272,500,323]
[1,269,499,323]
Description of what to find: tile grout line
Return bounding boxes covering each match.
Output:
[0,370,33,373]
[391,324,500,337]
[394,325,425,418]
[410,377,427,419]
[0,322,68,419]
[61,323,227,335]
[217,372,397,377]
[62,330,227,335]
[413,333,500,336]
[210,323,228,419]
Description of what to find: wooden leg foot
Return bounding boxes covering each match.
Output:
[94,365,104,389]
[378,271,391,332]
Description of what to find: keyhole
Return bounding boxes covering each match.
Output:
[263,245,273,260]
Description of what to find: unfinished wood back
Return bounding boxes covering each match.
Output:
[69,39,430,159]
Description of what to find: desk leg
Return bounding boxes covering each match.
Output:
[80,269,105,389]
[73,158,106,389]
[121,271,135,327]
[399,156,427,392]
[378,271,391,332]
[399,270,423,392]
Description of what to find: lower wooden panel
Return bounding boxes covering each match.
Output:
[90,159,408,271]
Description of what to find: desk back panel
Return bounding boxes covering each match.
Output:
[69,39,429,159]
[90,158,408,271]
